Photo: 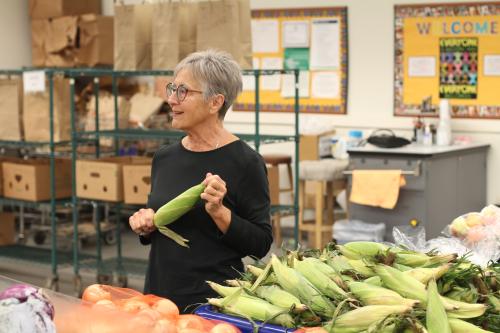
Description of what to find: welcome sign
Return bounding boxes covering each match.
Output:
[394,3,500,119]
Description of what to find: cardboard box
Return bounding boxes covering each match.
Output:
[0,212,15,246]
[29,0,101,19]
[77,156,150,202]
[122,162,152,205]
[299,130,336,161]
[0,157,22,197]
[77,15,114,67]
[2,158,72,201]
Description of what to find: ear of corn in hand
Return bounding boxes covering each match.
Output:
[426,278,452,333]
[153,182,205,247]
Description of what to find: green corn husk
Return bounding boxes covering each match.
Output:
[364,276,383,286]
[255,285,308,313]
[336,245,363,259]
[207,281,242,297]
[395,252,432,267]
[487,294,500,313]
[323,305,411,333]
[441,297,487,319]
[374,264,427,304]
[208,294,295,328]
[404,264,452,284]
[327,255,353,273]
[294,258,349,300]
[153,182,205,247]
[347,259,376,277]
[426,279,451,333]
[225,279,252,288]
[301,257,347,290]
[445,286,479,304]
[448,318,494,333]
[348,281,419,307]
[270,254,335,317]
[246,265,277,284]
[393,263,413,271]
[342,241,389,258]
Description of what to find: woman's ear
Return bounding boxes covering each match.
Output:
[209,94,225,115]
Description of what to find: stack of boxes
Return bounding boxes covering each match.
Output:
[29,0,113,67]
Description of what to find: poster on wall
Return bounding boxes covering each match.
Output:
[394,2,500,119]
[439,38,478,99]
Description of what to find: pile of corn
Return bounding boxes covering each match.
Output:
[206,241,500,333]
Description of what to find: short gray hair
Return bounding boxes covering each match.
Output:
[174,49,243,119]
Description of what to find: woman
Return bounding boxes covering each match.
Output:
[129,49,273,312]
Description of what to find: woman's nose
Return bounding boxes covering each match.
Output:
[167,92,179,105]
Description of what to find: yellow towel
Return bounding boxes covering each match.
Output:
[349,170,406,209]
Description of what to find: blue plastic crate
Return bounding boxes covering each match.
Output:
[195,305,297,333]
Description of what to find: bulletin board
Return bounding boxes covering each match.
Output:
[233,7,348,114]
[394,2,500,118]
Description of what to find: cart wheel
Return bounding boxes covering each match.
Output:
[115,274,128,288]
[103,231,117,245]
[73,274,83,298]
[97,273,112,285]
[33,231,47,245]
[45,276,59,292]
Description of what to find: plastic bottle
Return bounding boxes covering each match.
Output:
[423,123,433,146]
[347,130,363,148]
[436,99,452,146]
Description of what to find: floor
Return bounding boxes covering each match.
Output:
[0,221,298,297]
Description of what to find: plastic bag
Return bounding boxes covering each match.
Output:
[393,204,500,267]
[334,219,386,243]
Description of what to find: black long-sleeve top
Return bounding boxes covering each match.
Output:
[141,139,273,312]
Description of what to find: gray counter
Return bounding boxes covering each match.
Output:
[346,143,490,241]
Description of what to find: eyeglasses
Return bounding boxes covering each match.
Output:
[166,82,203,102]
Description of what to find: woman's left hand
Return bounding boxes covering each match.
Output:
[201,173,231,231]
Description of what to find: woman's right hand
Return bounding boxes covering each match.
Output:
[129,208,156,236]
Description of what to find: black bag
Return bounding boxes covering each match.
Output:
[367,129,411,148]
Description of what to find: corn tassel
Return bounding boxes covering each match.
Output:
[426,279,451,333]
[255,285,308,313]
[208,294,295,328]
[294,258,349,300]
[374,264,427,304]
[153,183,205,247]
[270,254,335,317]
[404,264,452,284]
[448,318,493,333]
[323,305,411,333]
[348,281,419,307]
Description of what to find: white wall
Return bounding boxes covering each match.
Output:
[2,0,499,204]
[0,0,31,68]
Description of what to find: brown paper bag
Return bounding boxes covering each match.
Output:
[151,1,180,70]
[0,78,23,141]
[23,76,71,142]
[114,3,153,70]
[77,14,114,67]
[45,16,78,53]
[196,0,252,69]
[29,0,101,19]
[179,1,198,60]
[31,19,48,67]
